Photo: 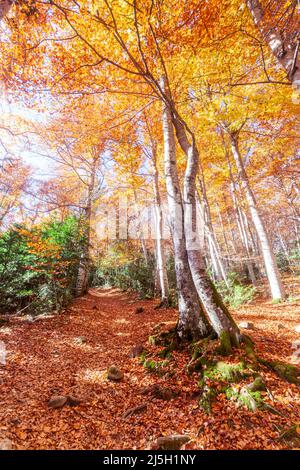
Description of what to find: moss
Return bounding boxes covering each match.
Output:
[143,358,171,376]
[259,358,300,385]
[204,361,247,383]
[139,350,149,364]
[226,386,263,412]
[217,331,233,356]
[238,389,262,411]
[199,386,217,414]
[247,376,266,392]
[148,335,159,346]
[158,348,174,359]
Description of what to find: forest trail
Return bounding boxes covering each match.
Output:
[0,286,299,450]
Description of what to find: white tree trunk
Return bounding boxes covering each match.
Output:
[246,0,300,90]
[152,142,169,303]
[229,132,285,300]
[161,78,210,339]
[162,88,240,343]
[75,156,97,297]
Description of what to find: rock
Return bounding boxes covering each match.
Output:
[24,315,35,323]
[129,344,145,358]
[134,307,144,314]
[48,394,81,409]
[246,376,267,392]
[74,336,87,345]
[48,395,68,409]
[238,321,255,330]
[277,323,286,330]
[107,366,124,381]
[239,388,258,412]
[294,324,300,333]
[141,384,177,401]
[0,438,13,450]
[67,395,81,407]
[156,435,190,450]
[10,418,21,426]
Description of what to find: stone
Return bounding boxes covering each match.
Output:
[67,395,81,407]
[246,376,267,392]
[0,438,13,450]
[294,324,300,333]
[134,307,144,314]
[129,344,145,358]
[141,384,177,401]
[156,435,190,450]
[107,366,124,381]
[74,336,87,344]
[48,395,68,409]
[238,321,255,330]
[277,323,286,330]
[10,418,21,426]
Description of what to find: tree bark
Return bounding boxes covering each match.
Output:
[151,141,169,304]
[172,115,240,343]
[229,131,286,300]
[197,170,229,287]
[161,81,210,340]
[160,77,240,343]
[246,0,300,90]
[75,156,96,297]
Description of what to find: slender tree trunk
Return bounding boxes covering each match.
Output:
[197,172,229,287]
[246,0,300,90]
[229,131,286,300]
[161,83,210,339]
[151,141,169,304]
[133,188,149,266]
[76,157,96,297]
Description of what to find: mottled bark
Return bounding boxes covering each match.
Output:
[151,141,169,303]
[162,91,240,343]
[75,157,96,297]
[197,170,229,287]
[246,0,300,90]
[161,78,210,340]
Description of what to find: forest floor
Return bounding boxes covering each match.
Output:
[0,278,300,450]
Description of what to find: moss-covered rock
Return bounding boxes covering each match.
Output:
[226,385,263,412]
[246,375,267,392]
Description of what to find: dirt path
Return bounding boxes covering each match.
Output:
[0,287,299,450]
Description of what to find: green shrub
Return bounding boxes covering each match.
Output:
[0,216,85,316]
[215,272,256,308]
